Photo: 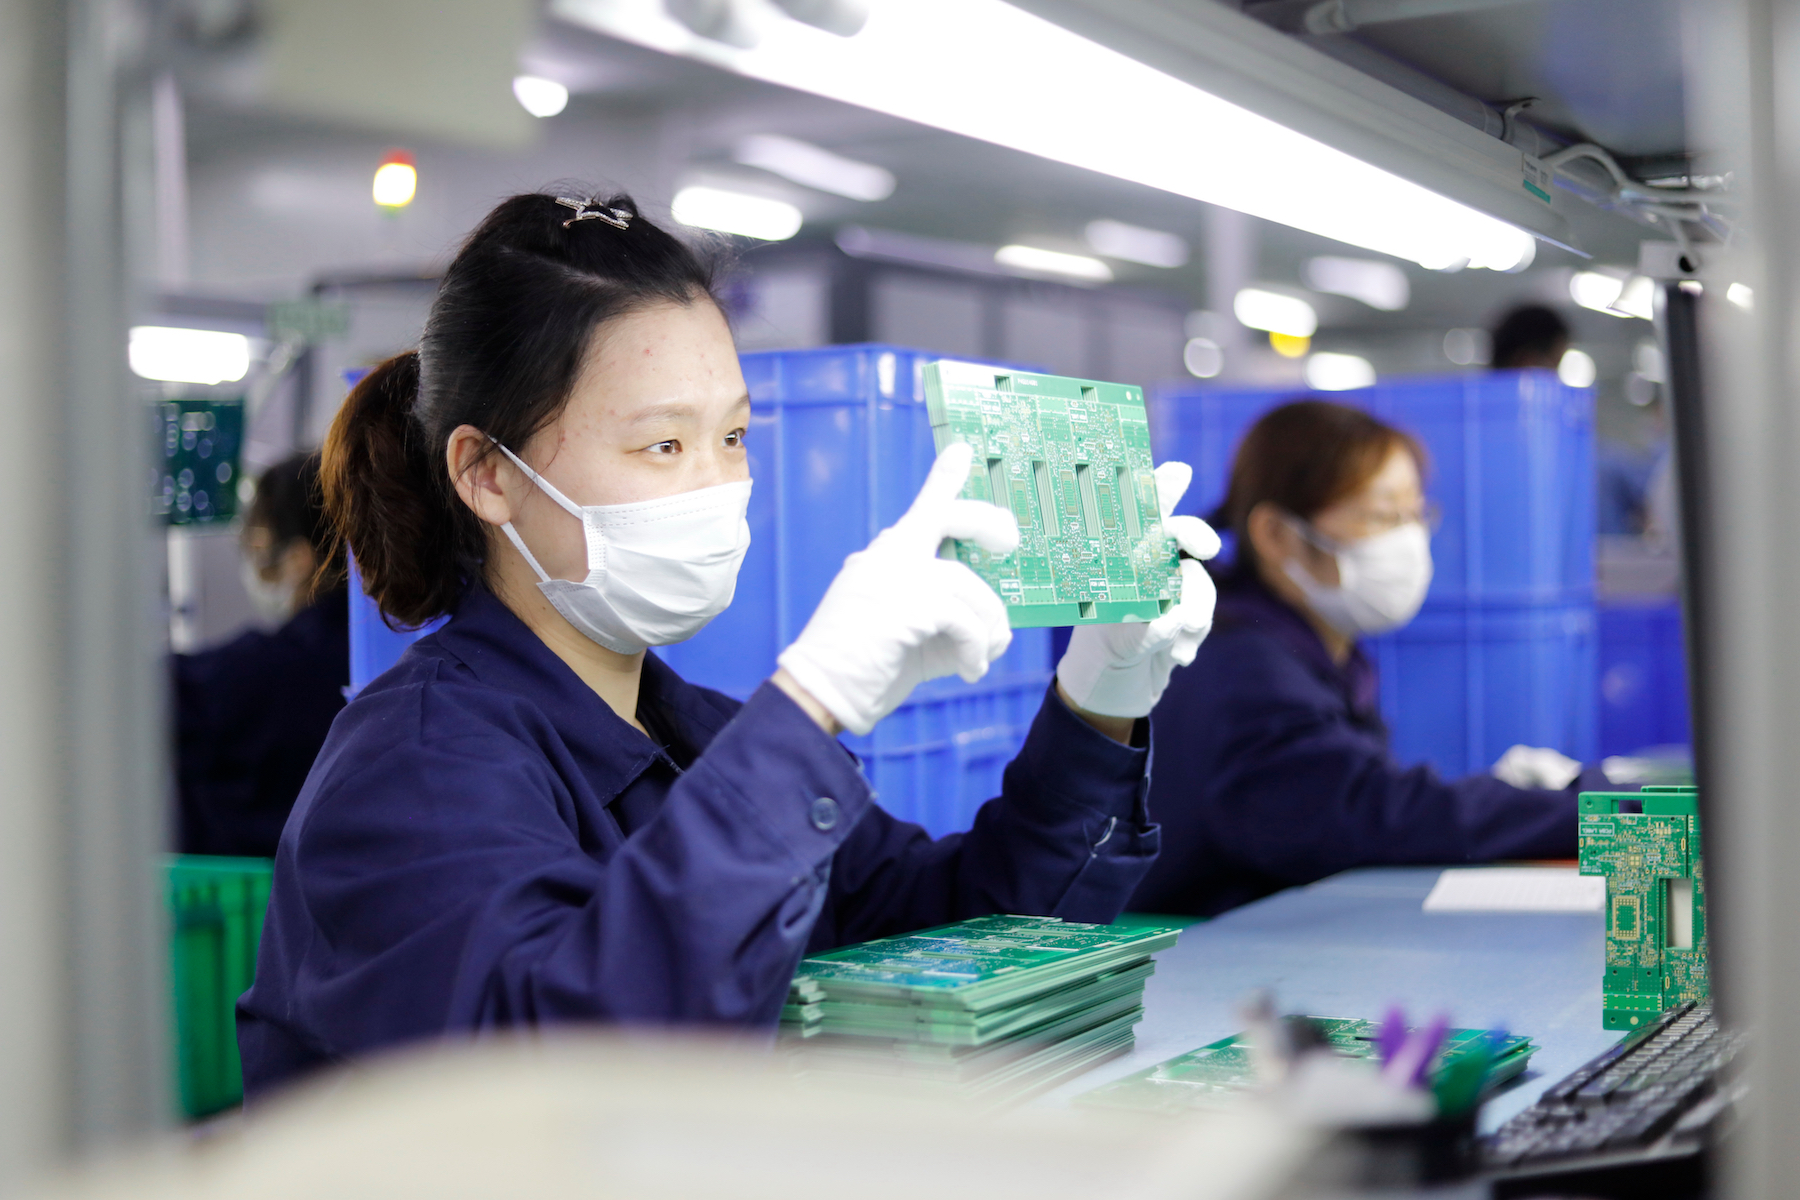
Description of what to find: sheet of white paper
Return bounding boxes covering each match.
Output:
[1422,867,1605,913]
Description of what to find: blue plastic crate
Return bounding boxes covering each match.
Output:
[346,556,444,697]
[1597,599,1691,756]
[1369,599,1596,778]
[346,345,1053,835]
[1150,370,1595,605]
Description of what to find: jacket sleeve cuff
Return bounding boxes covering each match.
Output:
[1006,683,1152,826]
[686,680,875,864]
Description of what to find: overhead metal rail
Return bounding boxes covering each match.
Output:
[1013,0,1725,252]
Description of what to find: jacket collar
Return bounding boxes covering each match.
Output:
[429,582,736,804]
[1214,565,1381,721]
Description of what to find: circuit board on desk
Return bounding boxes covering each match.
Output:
[924,360,1181,628]
[1579,787,1709,1031]
[786,914,1181,1014]
[1077,1018,1536,1116]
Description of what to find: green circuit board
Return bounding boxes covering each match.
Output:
[924,360,1181,628]
[1078,1018,1535,1116]
[1579,787,1709,1031]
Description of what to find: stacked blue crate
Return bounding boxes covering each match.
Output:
[345,555,442,698]
[345,345,1052,837]
[1597,599,1691,756]
[1150,371,1595,778]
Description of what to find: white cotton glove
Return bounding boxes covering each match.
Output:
[1493,744,1583,790]
[1055,461,1222,719]
[778,442,1020,737]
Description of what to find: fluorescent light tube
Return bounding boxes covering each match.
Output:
[1234,288,1317,337]
[994,244,1113,282]
[733,134,895,201]
[1302,256,1409,311]
[1570,270,1631,316]
[130,326,252,386]
[1305,352,1375,391]
[552,0,1538,270]
[512,75,570,118]
[1084,219,1189,268]
[672,186,804,240]
[1607,275,1655,320]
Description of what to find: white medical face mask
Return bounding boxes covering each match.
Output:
[240,556,298,626]
[491,442,752,655]
[1282,518,1433,638]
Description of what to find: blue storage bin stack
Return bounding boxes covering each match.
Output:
[345,345,1052,836]
[658,344,1052,837]
[1597,599,1691,756]
[1150,371,1596,778]
[345,556,442,698]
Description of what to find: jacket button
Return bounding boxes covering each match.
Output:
[809,796,840,831]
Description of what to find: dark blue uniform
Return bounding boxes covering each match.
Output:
[174,590,349,858]
[239,584,1156,1094]
[1130,570,1589,918]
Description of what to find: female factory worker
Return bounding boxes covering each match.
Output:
[1130,400,1595,919]
[238,191,1218,1093]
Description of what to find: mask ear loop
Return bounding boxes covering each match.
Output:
[487,438,586,584]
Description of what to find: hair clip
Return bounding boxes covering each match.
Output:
[555,196,631,230]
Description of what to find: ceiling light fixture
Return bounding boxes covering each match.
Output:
[556,0,1538,270]
[1302,256,1409,311]
[1305,352,1375,391]
[994,244,1114,283]
[129,327,252,386]
[1558,347,1597,388]
[1569,271,1635,317]
[512,75,570,118]
[672,185,804,239]
[1233,288,1317,338]
[733,134,896,201]
[1084,219,1189,268]
[1183,337,1223,378]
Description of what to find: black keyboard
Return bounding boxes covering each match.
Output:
[1480,1001,1744,1189]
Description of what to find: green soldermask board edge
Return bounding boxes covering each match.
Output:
[1578,787,1709,1031]
[924,360,1181,628]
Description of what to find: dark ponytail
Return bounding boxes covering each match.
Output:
[319,191,721,627]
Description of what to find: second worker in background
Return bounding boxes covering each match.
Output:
[1132,400,1606,918]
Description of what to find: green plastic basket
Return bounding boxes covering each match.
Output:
[166,855,273,1120]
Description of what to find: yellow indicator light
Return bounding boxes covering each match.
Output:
[373,153,417,209]
[1270,332,1310,358]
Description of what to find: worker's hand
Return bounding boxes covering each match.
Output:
[777,442,1019,737]
[1493,744,1582,790]
[1055,461,1221,720]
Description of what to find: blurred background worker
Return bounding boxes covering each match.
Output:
[1488,303,1571,370]
[1131,401,1607,919]
[174,452,347,858]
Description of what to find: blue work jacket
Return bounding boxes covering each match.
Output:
[239,583,1156,1095]
[1129,569,1587,918]
[174,588,349,858]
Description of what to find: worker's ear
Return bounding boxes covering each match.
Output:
[1246,501,1299,566]
[447,424,525,528]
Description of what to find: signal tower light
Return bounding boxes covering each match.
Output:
[373,150,418,210]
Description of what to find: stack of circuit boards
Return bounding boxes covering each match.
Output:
[925,360,1182,628]
[1078,1018,1537,1115]
[780,915,1181,1106]
[1579,785,1709,1031]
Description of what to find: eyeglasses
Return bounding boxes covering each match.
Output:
[1338,501,1442,539]
[1284,501,1440,553]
